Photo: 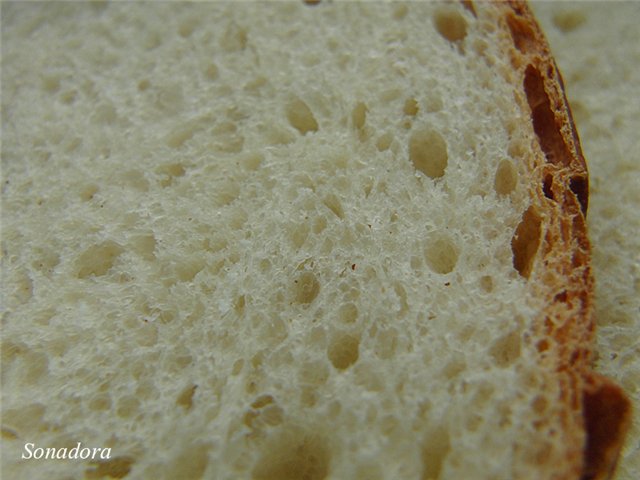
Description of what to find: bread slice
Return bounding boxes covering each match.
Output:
[528,4,640,479]
[0,1,630,479]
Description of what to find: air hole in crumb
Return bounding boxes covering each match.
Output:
[10,269,32,304]
[80,184,99,201]
[338,303,358,323]
[354,363,383,392]
[376,133,393,152]
[424,235,458,274]
[116,396,140,419]
[480,275,493,292]
[506,13,536,53]
[511,206,541,278]
[421,426,451,480]
[293,271,320,305]
[174,259,205,283]
[157,309,176,324]
[409,127,448,179]
[461,1,476,17]
[120,170,149,191]
[552,10,586,33]
[472,384,495,407]
[456,325,475,343]
[239,152,264,171]
[213,181,240,206]
[176,384,197,410]
[569,175,588,214]
[205,63,219,81]
[252,428,330,480]
[157,163,186,186]
[232,359,244,375]
[234,295,246,314]
[494,159,517,195]
[76,241,124,278]
[532,395,548,414]
[352,102,367,130]
[32,247,60,273]
[286,97,318,135]
[442,359,466,379]
[60,89,77,104]
[163,443,210,480]
[393,4,408,20]
[472,38,488,58]
[178,17,199,38]
[88,393,111,412]
[374,328,398,360]
[93,103,117,124]
[260,404,285,426]
[543,174,554,200]
[220,22,247,52]
[3,403,48,435]
[20,350,49,385]
[523,65,572,167]
[245,402,284,431]
[404,98,419,116]
[85,456,135,479]
[537,339,550,352]
[265,124,295,145]
[131,233,156,261]
[328,333,360,370]
[251,394,275,409]
[425,94,443,113]
[42,75,61,93]
[166,124,198,149]
[490,331,521,367]
[554,290,568,303]
[245,76,268,93]
[323,194,344,219]
[298,361,330,385]
[313,216,327,234]
[433,7,467,43]
[300,386,319,407]
[138,79,151,91]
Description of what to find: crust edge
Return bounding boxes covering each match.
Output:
[495,1,632,478]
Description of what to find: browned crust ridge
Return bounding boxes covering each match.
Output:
[487,1,632,479]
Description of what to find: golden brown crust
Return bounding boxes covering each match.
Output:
[492,1,631,478]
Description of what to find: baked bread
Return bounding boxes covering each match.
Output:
[531,3,640,479]
[0,1,630,479]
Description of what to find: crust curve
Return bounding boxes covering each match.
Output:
[491,1,631,478]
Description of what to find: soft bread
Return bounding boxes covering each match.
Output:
[0,1,630,479]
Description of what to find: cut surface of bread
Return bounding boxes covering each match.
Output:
[0,1,630,479]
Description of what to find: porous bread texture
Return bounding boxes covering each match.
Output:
[531,2,640,479]
[0,1,626,479]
